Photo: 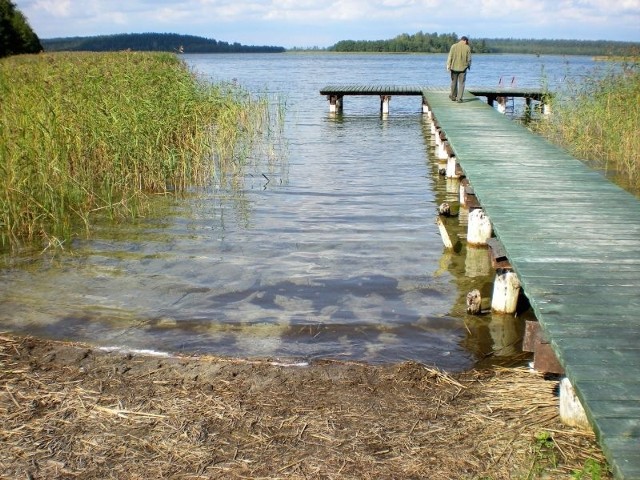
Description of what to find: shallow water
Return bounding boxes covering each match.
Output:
[0,53,599,370]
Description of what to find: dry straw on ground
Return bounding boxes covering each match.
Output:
[0,334,609,479]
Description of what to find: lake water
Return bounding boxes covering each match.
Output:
[0,53,600,370]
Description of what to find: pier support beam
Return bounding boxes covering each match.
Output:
[497,96,507,114]
[380,95,391,114]
[559,378,591,430]
[467,209,492,246]
[328,95,343,113]
[491,270,521,313]
[436,217,453,249]
[422,98,430,114]
[435,130,449,161]
[446,155,459,178]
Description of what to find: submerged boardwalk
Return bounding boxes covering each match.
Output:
[422,90,640,480]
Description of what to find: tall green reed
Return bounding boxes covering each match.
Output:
[0,52,275,250]
[535,61,640,192]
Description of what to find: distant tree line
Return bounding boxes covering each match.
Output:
[0,0,42,58]
[330,32,480,54]
[42,33,285,54]
[480,38,639,56]
[328,31,640,56]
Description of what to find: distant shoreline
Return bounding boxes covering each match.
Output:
[39,32,640,57]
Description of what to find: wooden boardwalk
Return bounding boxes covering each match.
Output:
[319,84,547,99]
[421,90,640,480]
[319,85,549,113]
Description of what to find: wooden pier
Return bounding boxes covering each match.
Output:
[319,84,550,114]
[319,85,640,479]
[426,91,640,480]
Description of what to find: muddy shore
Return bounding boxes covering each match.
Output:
[1,334,609,479]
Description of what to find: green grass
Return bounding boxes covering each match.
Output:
[0,52,273,250]
[534,62,640,193]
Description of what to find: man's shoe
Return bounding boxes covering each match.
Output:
[456,99,463,103]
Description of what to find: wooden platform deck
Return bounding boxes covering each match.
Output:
[319,85,549,113]
[421,90,640,480]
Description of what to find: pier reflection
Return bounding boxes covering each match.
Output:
[423,117,531,367]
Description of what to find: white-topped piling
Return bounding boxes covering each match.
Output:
[491,270,521,313]
[467,209,492,245]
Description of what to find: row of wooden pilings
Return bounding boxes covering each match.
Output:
[426,108,522,316]
[423,102,591,431]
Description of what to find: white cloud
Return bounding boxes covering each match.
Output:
[12,0,640,46]
[32,0,72,17]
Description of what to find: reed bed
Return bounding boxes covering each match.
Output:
[0,334,610,479]
[535,61,640,192]
[0,52,271,250]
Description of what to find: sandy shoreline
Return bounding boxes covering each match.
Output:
[1,333,609,479]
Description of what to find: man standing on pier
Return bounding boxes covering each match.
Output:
[447,36,472,103]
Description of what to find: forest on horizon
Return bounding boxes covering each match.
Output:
[325,32,640,56]
[41,33,285,54]
[40,32,640,57]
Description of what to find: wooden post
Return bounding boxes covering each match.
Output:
[559,378,591,430]
[491,270,520,313]
[467,209,492,245]
[459,178,471,206]
[466,289,482,314]
[436,217,453,249]
[435,130,448,160]
[445,155,458,178]
[434,127,443,146]
[422,98,430,114]
[438,140,449,161]
[328,95,343,113]
[497,96,507,114]
[380,95,391,114]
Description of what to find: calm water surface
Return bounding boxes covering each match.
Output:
[0,54,599,370]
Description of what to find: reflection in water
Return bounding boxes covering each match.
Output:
[0,114,531,370]
[1,112,480,369]
[427,117,531,367]
[0,53,578,370]
[465,246,492,278]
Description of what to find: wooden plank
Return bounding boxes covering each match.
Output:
[574,380,640,401]
[552,335,640,351]
[564,362,640,382]
[600,438,640,480]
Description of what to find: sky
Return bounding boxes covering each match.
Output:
[13,0,640,49]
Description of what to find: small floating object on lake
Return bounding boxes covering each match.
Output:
[438,167,447,176]
[466,289,482,314]
[438,202,451,216]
